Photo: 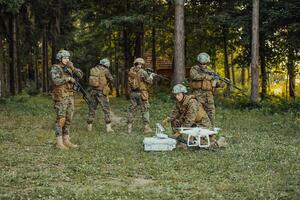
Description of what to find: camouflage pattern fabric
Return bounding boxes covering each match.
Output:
[87,90,112,124]
[50,63,78,137]
[127,91,150,125]
[190,65,216,127]
[54,96,74,136]
[192,90,215,127]
[170,95,211,130]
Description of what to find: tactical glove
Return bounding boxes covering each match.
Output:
[73,69,83,79]
[67,77,76,83]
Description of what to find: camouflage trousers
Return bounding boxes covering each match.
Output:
[127,91,150,125]
[87,90,111,125]
[192,90,215,127]
[54,96,74,136]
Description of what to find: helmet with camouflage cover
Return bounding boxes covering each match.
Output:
[172,84,187,94]
[99,58,110,68]
[56,50,70,60]
[134,58,145,65]
[197,52,210,64]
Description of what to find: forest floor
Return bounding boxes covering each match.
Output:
[0,93,299,199]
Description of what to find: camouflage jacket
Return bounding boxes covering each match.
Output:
[170,95,199,127]
[128,66,153,91]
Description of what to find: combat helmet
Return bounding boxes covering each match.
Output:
[172,84,187,94]
[56,50,70,60]
[99,58,110,68]
[134,58,145,65]
[197,52,210,64]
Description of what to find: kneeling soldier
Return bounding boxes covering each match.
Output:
[170,84,211,131]
[169,84,226,148]
[50,49,83,150]
[87,58,114,133]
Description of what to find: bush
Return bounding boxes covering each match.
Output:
[24,81,40,95]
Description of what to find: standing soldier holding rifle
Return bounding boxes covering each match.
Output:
[50,50,83,150]
[127,58,154,134]
[87,58,114,133]
[190,52,223,128]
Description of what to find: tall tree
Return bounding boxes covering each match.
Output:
[173,0,185,84]
[250,0,260,103]
[9,14,18,95]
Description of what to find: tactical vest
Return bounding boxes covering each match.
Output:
[89,65,108,90]
[179,95,207,123]
[128,67,148,91]
[52,64,74,101]
[190,66,213,91]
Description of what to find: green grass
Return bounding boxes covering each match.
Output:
[0,94,299,199]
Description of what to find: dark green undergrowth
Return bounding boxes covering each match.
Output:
[0,93,299,199]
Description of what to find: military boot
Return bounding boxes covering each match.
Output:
[144,124,153,133]
[63,135,78,148]
[106,123,114,133]
[87,124,92,132]
[56,136,69,150]
[176,142,188,150]
[127,123,132,134]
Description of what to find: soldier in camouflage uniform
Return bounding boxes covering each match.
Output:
[50,50,83,150]
[170,84,227,148]
[170,84,211,130]
[87,58,114,133]
[127,58,154,134]
[190,52,222,128]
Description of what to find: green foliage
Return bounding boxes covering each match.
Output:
[215,94,300,115]
[0,0,24,13]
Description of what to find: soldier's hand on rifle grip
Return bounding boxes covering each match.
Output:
[74,69,83,79]
[67,77,76,83]
[66,61,75,70]
[149,73,155,80]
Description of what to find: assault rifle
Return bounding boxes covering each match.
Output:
[195,66,246,95]
[145,68,170,81]
[64,67,92,106]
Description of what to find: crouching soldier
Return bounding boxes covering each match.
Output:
[50,50,83,150]
[168,84,226,148]
[170,84,211,131]
[87,58,114,133]
[127,58,154,134]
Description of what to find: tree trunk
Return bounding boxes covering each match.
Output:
[34,49,39,90]
[16,16,21,94]
[0,33,4,97]
[287,48,296,101]
[123,28,130,98]
[28,53,35,80]
[230,53,235,84]
[241,66,245,86]
[260,38,267,99]
[173,0,185,85]
[9,15,17,95]
[223,27,231,95]
[134,23,144,58]
[42,23,49,92]
[151,27,156,71]
[250,0,260,103]
[51,40,57,65]
[51,13,60,65]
